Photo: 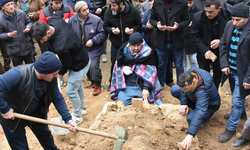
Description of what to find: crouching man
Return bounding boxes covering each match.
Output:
[0,51,77,149]
[110,32,162,106]
[171,67,221,149]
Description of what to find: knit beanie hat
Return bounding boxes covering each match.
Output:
[34,51,62,74]
[232,2,249,18]
[0,0,13,7]
[75,1,87,12]
[129,32,143,45]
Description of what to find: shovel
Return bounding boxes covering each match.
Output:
[13,112,128,150]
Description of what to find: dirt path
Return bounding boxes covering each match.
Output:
[0,41,249,150]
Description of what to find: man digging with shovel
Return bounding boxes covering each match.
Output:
[0,51,77,149]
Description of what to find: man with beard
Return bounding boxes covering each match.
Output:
[150,0,190,89]
[110,32,162,106]
[68,1,106,96]
[31,11,90,125]
[103,0,141,91]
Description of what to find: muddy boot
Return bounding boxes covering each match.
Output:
[92,85,101,96]
[85,83,96,89]
[218,129,236,143]
[231,136,250,148]
[224,112,247,120]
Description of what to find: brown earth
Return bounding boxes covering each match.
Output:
[0,40,250,150]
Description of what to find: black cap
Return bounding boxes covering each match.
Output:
[129,32,143,45]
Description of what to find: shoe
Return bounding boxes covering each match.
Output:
[85,83,96,89]
[92,85,101,96]
[231,136,250,148]
[201,112,216,126]
[167,82,175,87]
[101,54,107,63]
[72,115,83,125]
[61,80,67,89]
[224,112,247,120]
[81,108,88,115]
[218,129,236,143]
[107,85,111,91]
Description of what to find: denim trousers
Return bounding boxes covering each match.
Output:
[0,108,59,150]
[170,85,218,124]
[67,60,90,118]
[242,118,250,140]
[227,72,246,131]
[157,43,184,87]
[10,50,34,67]
[118,86,142,106]
[183,52,198,72]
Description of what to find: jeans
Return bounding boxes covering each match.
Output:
[0,108,59,150]
[118,86,142,106]
[171,85,219,124]
[242,118,250,141]
[10,51,34,67]
[87,56,102,86]
[227,72,246,131]
[67,60,90,118]
[157,43,184,87]
[183,52,198,72]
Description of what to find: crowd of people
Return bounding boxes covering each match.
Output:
[0,0,250,149]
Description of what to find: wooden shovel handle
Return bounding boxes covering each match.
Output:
[13,113,119,140]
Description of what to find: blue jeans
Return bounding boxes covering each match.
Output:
[227,72,246,131]
[0,108,59,150]
[171,85,218,124]
[157,43,184,87]
[118,86,142,106]
[183,52,198,72]
[67,60,90,118]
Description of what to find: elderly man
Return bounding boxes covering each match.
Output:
[190,0,231,89]
[31,11,90,125]
[219,2,250,143]
[0,0,34,66]
[0,51,77,149]
[171,67,221,150]
[68,1,106,96]
[110,32,162,106]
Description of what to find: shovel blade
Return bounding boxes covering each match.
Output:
[51,116,69,135]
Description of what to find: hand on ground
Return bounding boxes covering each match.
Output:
[182,134,193,150]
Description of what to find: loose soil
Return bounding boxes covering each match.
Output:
[0,41,249,150]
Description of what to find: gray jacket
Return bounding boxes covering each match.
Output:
[0,9,33,56]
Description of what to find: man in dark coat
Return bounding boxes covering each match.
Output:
[219,2,250,143]
[31,11,90,125]
[103,0,141,90]
[150,0,190,89]
[190,0,231,89]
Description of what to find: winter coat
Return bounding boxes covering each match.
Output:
[0,9,33,56]
[63,0,95,13]
[47,11,89,75]
[150,0,190,51]
[141,9,151,46]
[190,8,231,68]
[39,3,74,23]
[180,67,221,136]
[90,0,107,20]
[220,20,250,97]
[103,1,142,48]
[183,5,201,54]
[68,13,107,60]
[14,0,46,23]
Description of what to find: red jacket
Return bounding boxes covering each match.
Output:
[39,3,74,23]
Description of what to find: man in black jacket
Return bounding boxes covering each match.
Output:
[30,11,90,125]
[190,0,231,89]
[103,0,141,90]
[150,0,190,89]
